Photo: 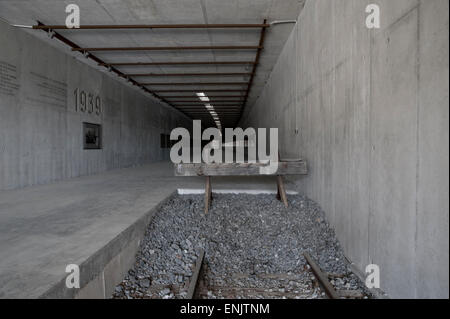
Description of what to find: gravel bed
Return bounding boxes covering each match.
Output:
[112,194,371,299]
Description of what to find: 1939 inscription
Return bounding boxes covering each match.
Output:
[74,88,101,115]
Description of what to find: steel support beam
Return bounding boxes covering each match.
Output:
[32,22,184,116]
[154,89,247,93]
[168,100,244,102]
[141,82,249,86]
[175,107,241,109]
[72,46,261,52]
[128,73,251,77]
[33,24,270,30]
[99,61,256,66]
[164,95,245,98]
[31,20,271,125]
[236,19,268,126]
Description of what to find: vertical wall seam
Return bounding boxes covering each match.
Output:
[349,0,355,259]
[101,271,106,299]
[331,0,336,226]
[414,0,421,299]
[367,6,373,266]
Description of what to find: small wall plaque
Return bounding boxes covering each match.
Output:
[83,122,102,150]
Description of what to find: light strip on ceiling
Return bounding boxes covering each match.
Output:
[198,92,221,129]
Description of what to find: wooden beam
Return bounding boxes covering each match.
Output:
[204,177,212,214]
[276,176,289,208]
[338,290,365,299]
[174,161,308,177]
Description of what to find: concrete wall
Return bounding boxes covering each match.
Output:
[241,0,449,298]
[0,21,190,191]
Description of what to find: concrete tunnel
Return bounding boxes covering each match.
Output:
[0,0,448,302]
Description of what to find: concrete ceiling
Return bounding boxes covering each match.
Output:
[0,0,305,127]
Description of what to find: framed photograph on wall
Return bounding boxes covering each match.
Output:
[83,122,102,150]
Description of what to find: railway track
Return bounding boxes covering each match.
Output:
[187,250,369,300]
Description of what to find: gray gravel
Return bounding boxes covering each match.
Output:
[112,194,371,299]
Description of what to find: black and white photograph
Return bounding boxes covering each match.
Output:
[83,122,102,149]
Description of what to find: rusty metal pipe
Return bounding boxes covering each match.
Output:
[72,46,261,52]
[33,24,270,30]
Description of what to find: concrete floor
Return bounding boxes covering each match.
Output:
[0,161,283,298]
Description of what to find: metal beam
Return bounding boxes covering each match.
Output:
[164,95,245,98]
[304,253,339,299]
[170,100,244,103]
[175,107,241,109]
[175,108,242,110]
[172,101,243,104]
[177,107,241,109]
[173,104,242,107]
[184,114,240,116]
[72,45,261,52]
[177,113,239,114]
[33,24,270,30]
[170,100,243,103]
[188,116,238,118]
[236,19,268,126]
[154,89,247,93]
[32,21,185,117]
[141,82,249,86]
[177,104,239,108]
[175,108,241,109]
[186,249,205,299]
[128,73,251,77]
[99,61,256,66]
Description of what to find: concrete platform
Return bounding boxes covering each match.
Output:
[0,161,285,298]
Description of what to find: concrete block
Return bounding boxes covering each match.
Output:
[103,253,122,299]
[75,273,105,299]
